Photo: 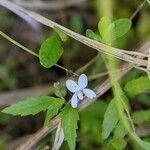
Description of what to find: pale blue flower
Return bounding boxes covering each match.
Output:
[66,74,96,108]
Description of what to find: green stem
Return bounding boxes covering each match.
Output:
[0,31,78,76]
[0,31,38,57]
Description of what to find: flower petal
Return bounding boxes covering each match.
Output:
[78,74,88,89]
[66,79,78,93]
[71,93,78,108]
[77,91,84,100]
[83,89,96,99]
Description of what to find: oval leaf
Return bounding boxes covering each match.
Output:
[39,34,63,68]
[54,27,69,42]
[86,29,102,42]
[103,18,132,43]
[98,16,111,38]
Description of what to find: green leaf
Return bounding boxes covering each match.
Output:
[60,105,79,150]
[103,18,132,43]
[124,76,150,96]
[132,109,150,123]
[114,122,127,138]
[70,13,83,33]
[102,100,119,140]
[132,134,150,150]
[44,99,64,126]
[2,96,64,116]
[86,29,102,42]
[80,101,108,143]
[98,16,111,38]
[111,137,127,150]
[54,27,69,42]
[54,82,67,98]
[39,34,63,68]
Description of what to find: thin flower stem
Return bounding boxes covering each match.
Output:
[76,55,99,74]
[88,66,131,80]
[0,31,78,76]
[0,31,39,57]
[130,0,147,20]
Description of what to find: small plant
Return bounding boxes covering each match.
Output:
[0,1,150,149]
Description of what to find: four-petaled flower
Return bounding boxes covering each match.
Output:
[66,74,96,108]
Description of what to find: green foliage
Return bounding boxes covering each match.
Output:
[60,105,79,150]
[80,101,107,145]
[98,16,111,38]
[124,76,150,96]
[103,18,131,43]
[105,122,127,150]
[0,134,10,150]
[70,13,83,33]
[54,82,67,98]
[2,96,64,116]
[44,99,64,126]
[113,122,127,138]
[86,29,101,42]
[137,94,150,106]
[102,100,119,140]
[39,34,63,68]
[132,109,150,123]
[132,134,150,150]
[110,138,127,150]
[54,27,69,42]
[137,11,150,40]
[98,16,131,44]
[0,111,12,124]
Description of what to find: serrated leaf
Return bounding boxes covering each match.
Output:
[2,96,64,116]
[98,16,111,37]
[54,27,69,42]
[103,18,132,43]
[132,109,150,123]
[44,99,64,126]
[102,100,119,140]
[86,29,102,42]
[39,34,63,68]
[124,76,150,96]
[60,105,79,150]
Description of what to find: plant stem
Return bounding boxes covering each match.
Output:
[0,31,78,76]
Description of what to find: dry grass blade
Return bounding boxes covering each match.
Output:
[147,0,150,4]
[12,0,87,11]
[52,122,64,150]
[15,42,150,150]
[147,48,150,79]
[0,0,149,69]
[130,0,147,20]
